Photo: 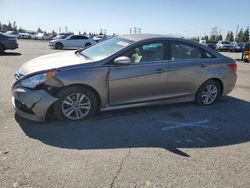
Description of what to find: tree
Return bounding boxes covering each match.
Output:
[83,31,87,35]
[52,30,56,35]
[210,34,216,41]
[7,21,12,30]
[1,24,8,32]
[0,22,2,31]
[78,31,81,35]
[37,27,43,33]
[201,35,209,41]
[237,28,244,42]
[18,27,25,33]
[226,31,234,42]
[191,36,200,42]
[243,27,249,42]
[216,34,223,41]
[13,21,17,31]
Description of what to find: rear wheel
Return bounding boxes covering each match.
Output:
[54,86,98,121]
[0,44,5,54]
[55,42,63,50]
[196,80,221,105]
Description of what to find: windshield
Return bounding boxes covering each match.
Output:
[80,37,134,61]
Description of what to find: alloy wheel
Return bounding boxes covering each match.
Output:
[201,84,218,105]
[62,93,91,120]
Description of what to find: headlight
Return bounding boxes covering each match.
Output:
[18,71,56,89]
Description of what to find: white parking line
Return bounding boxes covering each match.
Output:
[159,120,218,131]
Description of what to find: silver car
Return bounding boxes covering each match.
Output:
[12,34,237,121]
[216,40,235,52]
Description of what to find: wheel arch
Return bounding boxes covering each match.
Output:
[55,41,63,48]
[198,78,224,96]
[45,83,102,120]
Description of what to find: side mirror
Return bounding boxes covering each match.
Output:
[114,56,131,65]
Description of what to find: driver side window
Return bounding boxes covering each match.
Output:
[124,42,165,64]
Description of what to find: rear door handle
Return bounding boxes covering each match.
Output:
[200,63,207,68]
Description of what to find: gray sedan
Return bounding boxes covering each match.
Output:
[12,34,237,121]
[0,32,19,53]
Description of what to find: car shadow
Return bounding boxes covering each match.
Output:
[0,52,22,56]
[16,96,250,157]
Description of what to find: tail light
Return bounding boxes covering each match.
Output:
[228,63,237,73]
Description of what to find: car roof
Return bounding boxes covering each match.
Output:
[116,34,224,59]
[120,34,185,42]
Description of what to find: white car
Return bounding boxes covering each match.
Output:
[35,33,51,40]
[216,41,235,52]
[93,35,106,42]
[19,32,36,39]
[49,35,95,49]
[5,31,19,38]
[231,42,241,52]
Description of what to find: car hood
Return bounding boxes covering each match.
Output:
[19,51,91,75]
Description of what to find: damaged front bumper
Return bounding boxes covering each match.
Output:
[12,87,58,122]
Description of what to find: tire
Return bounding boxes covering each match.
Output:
[0,44,5,54]
[55,42,63,50]
[54,86,98,121]
[85,43,91,48]
[195,80,221,106]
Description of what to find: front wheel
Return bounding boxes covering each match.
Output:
[55,42,63,50]
[196,80,220,105]
[54,86,98,121]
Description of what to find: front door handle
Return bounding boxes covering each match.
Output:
[156,68,164,73]
[200,63,207,68]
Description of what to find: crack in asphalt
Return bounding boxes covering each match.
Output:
[110,147,131,188]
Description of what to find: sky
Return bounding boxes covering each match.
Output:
[0,0,249,37]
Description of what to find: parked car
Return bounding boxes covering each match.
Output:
[199,40,217,50]
[19,32,36,39]
[49,35,95,49]
[216,41,235,52]
[35,33,51,40]
[0,32,18,53]
[12,34,237,121]
[52,33,72,40]
[231,42,243,52]
[5,31,19,38]
[93,35,106,42]
[237,43,245,52]
[19,33,31,39]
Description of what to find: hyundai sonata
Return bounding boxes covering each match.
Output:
[12,34,237,121]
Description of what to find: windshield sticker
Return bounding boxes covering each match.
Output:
[117,41,129,47]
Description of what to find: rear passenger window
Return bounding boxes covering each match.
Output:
[171,42,202,60]
[78,36,88,40]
